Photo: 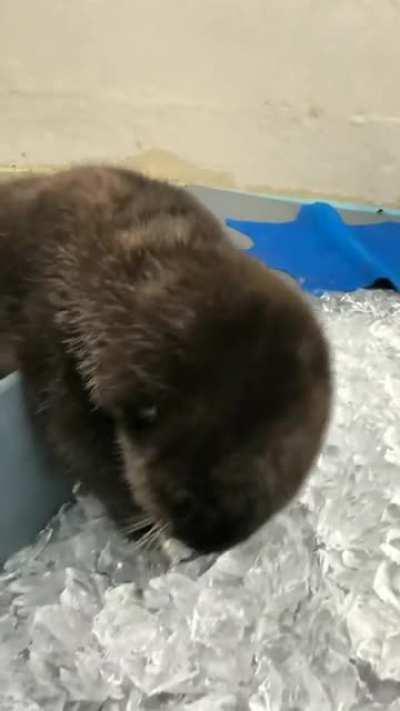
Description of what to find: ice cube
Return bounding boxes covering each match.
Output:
[2,290,400,709]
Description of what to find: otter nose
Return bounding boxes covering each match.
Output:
[173,512,248,554]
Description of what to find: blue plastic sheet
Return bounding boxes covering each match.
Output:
[227,202,400,294]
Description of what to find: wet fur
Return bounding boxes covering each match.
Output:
[0,166,331,553]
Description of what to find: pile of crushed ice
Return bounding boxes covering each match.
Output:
[1,290,400,711]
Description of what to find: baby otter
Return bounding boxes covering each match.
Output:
[0,166,331,554]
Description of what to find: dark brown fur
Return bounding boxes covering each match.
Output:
[0,166,331,553]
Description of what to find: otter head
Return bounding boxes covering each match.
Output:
[83,242,331,554]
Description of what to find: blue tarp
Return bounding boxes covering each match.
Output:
[227,202,400,294]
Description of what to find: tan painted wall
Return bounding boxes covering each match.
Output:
[0,0,399,206]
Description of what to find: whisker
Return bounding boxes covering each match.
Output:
[125,519,153,535]
[133,523,159,552]
[144,534,157,551]
[145,522,170,552]
[144,527,162,551]
[123,513,154,536]
[157,522,169,541]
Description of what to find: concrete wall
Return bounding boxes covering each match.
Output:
[1,0,399,206]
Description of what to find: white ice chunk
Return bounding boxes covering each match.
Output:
[1,290,400,708]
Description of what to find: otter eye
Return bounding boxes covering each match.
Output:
[136,404,158,427]
[123,403,159,432]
